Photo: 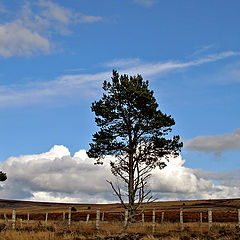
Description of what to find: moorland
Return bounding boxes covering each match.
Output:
[0,198,240,239]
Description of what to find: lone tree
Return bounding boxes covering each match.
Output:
[0,171,7,182]
[87,70,182,222]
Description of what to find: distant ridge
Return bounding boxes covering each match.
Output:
[0,198,240,211]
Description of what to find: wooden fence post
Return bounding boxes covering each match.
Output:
[208,209,212,230]
[124,210,128,228]
[102,212,104,222]
[12,209,16,229]
[200,212,202,227]
[86,214,90,224]
[68,207,71,227]
[142,212,145,227]
[180,208,183,231]
[63,212,65,221]
[4,213,8,226]
[96,208,100,230]
[20,218,23,228]
[45,212,48,222]
[152,209,156,234]
[27,212,30,225]
[161,212,164,224]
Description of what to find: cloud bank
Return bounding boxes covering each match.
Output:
[184,128,240,155]
[0,145,239,203]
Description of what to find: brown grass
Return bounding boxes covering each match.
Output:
[0,219,239,240]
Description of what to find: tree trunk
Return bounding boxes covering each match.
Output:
[128,154,135,223]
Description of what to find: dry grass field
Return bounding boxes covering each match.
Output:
[0,220,239,240]
[0,198,240,239]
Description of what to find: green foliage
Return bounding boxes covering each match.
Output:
[0,171,7,181]
[88,70,182,166]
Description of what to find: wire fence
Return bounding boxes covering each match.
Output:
[2,207,240,233]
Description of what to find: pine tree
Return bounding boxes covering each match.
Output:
[88,70,182,222]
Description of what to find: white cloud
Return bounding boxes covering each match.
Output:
[190,44,218,57]
[0,20,50,57]
[193,169,240,188]
[38,0,73,25]
[0,1,103,57]
[0,145,239,203]
[0,71,110,107]
[38,0,103,25]
[0,51,239,107]
[149,156,240,200]
[78,15,103,23]
[0,145,115,203]
[134,0,156,7]
[184,128,240,155]
[105,58,141,68]
[109,51,240,78]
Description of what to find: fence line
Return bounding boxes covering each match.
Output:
[2,207,240,231]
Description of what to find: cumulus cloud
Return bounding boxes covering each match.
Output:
[149,156,240,200]
[0,145,239,203]
[0,1,103,57]
[0,145,115,203]
[184,128,240,155]
[0,51,239,107]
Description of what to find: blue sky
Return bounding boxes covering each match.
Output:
[0,0,240,202]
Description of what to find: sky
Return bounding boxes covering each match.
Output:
[0,0,240,203]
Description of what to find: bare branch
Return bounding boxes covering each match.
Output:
[106,180,127,209]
